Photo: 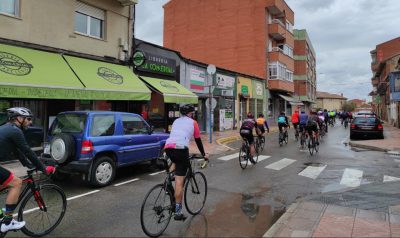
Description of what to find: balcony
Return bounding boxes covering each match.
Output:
[117,0,138,6]
[269,48,294,71]
[266,0,286,16]
[268,19,286,40]
[268,79,294,93]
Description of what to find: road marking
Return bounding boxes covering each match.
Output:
[218,153,238,161]
[383,175,400,183]
[67,190,101,201]
[113,178,140,187]
[257,155,271,162]
[340,168,363,187]
[150,171,165,176]
[299,165,327,179]
[265,158,296,170]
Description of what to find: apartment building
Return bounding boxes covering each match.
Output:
[293,29,316,113]
[0,0,144,131]
[370,37,400,126]
[163,0,296,119]
[316,92,347,112]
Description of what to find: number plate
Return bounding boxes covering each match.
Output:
[43,143,50,154]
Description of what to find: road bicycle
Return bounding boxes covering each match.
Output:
[294,126,299,141]
[344,118,349,129]
[299,128,307,150]
[319,124,326,141]
[255,135,265,153]
[278,127,288,146]
[307,131,319,155]
[0,168,67,238]
[140,154,208,238]
[239,138,258,169]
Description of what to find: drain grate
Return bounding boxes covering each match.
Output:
[387,151,400,157]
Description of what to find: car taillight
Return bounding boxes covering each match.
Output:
[377,124,383,130]
[81,140,93,154]
[350,124,356,129]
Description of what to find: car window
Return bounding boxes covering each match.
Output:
[50,114,87,135]
[90,115,115,137]
[354,117,378,124]
[122,115,148,135]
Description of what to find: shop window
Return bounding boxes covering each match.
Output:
[75,2,104,39]
[249,99,256,115]
[0,0,19,17]
[257,100,263,116]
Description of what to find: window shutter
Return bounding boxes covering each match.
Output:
[76,1,104,20]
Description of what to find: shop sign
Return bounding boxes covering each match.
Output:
[97,67,123,84]
[241,85,249,95]
[190,68,206,91]
[138,52,176,76]
[132,50,146,67]
[0,52,33,76]
[160,80,179,92]
[255,82,263,96]
[216,74,235,89]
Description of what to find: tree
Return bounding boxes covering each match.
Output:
[342,102,356,112]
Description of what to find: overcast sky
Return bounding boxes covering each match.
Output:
[135,0,400,100]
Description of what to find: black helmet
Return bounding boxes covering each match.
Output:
[7,107,33,119]
[180,104,195,115]
[247,112,254,119]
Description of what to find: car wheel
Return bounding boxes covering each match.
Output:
[50,133,75,164]
[90,156,116,187]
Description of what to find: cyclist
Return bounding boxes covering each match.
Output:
[240,113,261,160]
[323,109,329,132]
[256,113,270,137]
[306,111,320,145]
[299,110,308,136]
[164,104,208,221]
[0,107,55,232]
[277,111,290,134]
[291,110,300,137]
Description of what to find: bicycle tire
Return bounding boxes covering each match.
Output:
[184,172,207,215]
[315,138,319,153]
[239,145,248,169]
[284,131,288,144]
[140,184,173,238]
[19,184,67,237]
[260,137,265,152]
[308,137,314,156]
[279,133,283,146]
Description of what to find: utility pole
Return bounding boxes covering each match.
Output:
[206,64,216,144]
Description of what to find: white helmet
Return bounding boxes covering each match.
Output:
[7,107,33,118]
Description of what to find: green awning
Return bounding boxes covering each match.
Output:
[64,56,151,101]
[140,76,198,104]
[0,43,86,99]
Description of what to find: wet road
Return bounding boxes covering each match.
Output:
[6,122,399,237]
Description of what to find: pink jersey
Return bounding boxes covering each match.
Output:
[165,116,201,149]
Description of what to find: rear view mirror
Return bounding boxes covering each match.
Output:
[148,125,154,134]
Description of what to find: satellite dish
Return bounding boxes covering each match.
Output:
[207,64,216,75]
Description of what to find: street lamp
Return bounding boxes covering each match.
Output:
[206,64,216,144]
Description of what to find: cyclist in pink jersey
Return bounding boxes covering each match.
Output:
[164,104,208,220]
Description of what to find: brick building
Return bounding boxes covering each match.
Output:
[163,0,297,118]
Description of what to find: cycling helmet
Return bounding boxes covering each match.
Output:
[247,112,254,119]
[7,107,33,119]
[258,113,264,118]
[179,104,195,115]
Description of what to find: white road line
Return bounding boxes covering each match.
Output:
[257,155,271,162]
[150,171,165,176]
[113,178,140,187]
[67,190,100,201]
[265,158,296,171]
[340,168,363,187]
[299,165,327,179]
[218,153,238,161]
[383,175,400,183]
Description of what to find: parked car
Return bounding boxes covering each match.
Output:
[41,111,169,186]
[350,116,384,140]
[354,110,376,118]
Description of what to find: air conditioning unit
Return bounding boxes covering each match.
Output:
[118,0,138,6]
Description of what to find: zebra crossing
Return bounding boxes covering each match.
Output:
[217,153,400,188]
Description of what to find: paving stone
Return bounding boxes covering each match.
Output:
[390,214,400,224]
[312,214,354,237]
[352,217,390,237]
[297,201,326,212]
[291,230,311,237]
[325,204,356,217]
[356,209,387,222]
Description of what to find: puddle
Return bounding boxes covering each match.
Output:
[181,192,285,237]
[303,162,324,167]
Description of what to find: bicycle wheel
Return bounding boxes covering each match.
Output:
[239,145,248,169]
[279,133,283,146]
[260,137,265,152]
[141,184,173,238]
[308,137,314,156]
[284,132,288,144]
[19,184,67,237]
[184,172,207,215]
[315,137,319,153]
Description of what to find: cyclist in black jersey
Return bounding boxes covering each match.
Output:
[0,107,55,232]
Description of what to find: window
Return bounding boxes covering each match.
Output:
[395,75,400,92]
[50,114,87,135]
[75,2,104,38]
[122,115,148,135]
[269,61,290,81]
[286,20,293,34]
[90,115,115,136]
[0,0,19,17]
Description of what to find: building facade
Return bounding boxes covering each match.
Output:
[293,29,316,113]
[163,0,294,119]
[370,37,400,124]
[316,92,347,112]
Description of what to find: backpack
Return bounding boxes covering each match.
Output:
[240,119,254,130]
[278,116,286,124]
[307,118,317,127]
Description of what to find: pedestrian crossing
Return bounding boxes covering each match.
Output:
[216,152,400,188]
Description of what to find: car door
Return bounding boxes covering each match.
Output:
[121,114,159,165]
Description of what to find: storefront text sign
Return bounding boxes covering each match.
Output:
[138,52,176,76]
[216,74,235,89]
[241,85,249,95]
[255,82,263,96]
[190,68,206,91]
[97,67,123,84]
[0,52,33,76]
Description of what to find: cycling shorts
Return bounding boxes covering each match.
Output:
[278,123,288,132]
[165,148,190,176]
[240,129,254,144]
[0,166,13,187]
[257,125,265,134]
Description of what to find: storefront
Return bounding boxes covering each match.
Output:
[236,76,252,126]
[252,79,266,117]
[134,39,198,132]
[0,43,151,142]
[277,94,304,115]
[214,73,236,131]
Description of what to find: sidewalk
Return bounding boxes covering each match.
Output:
[349,123,400,153]
[264,200,400,237]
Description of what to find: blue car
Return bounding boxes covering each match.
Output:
[42,111,169,186]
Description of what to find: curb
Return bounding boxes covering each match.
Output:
[216,136,240,145]
[263,202,300,237]
[348,141,388,152]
